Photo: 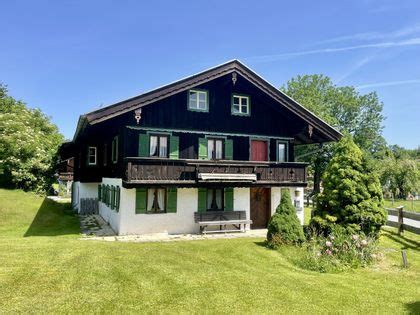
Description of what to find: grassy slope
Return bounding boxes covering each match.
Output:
[384,199,420,213]
[0,189,419,313]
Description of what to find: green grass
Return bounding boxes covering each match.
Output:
[384,199,420,213]
[0,189,419,313]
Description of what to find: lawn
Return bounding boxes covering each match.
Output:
[384,199,420,213]
[0,189,419,313]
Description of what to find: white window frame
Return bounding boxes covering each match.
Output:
[112,136,118,164]
[277,141,288,162]
[188,89,209,112]
[232,94,250,116]
[88,146,97,166]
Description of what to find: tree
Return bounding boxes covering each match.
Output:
[310,136,386,235]
[267,189,305,246]
[281,75,386,196]
[0,84,63,193]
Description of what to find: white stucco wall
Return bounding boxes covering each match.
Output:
[233,187,251,231]
[98,178,122,233]
[71,181,100,212]
[270,187,305,225]
[118,188,200,235]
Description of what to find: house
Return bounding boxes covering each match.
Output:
[66,60,340,235]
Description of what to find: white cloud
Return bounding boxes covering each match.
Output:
[356,79,420,89]
[245,37,420,63]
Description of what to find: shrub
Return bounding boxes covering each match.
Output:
[310,136,386,236]
[267,189,305,247]
[300,226,380,273]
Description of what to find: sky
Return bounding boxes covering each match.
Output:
[0,0,419,148]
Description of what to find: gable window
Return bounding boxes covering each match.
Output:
[147,188,166,213]
[277,141,288,162]
[207,188,224,211]
[231,94,250,116]
[188,89,208,112]
[150,135,168,158]
[111,136,118,163]
[207,138,224,160]
[88,147,97,165]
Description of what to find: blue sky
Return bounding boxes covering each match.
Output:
[1,0,419,148]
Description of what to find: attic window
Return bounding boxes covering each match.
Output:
[231,94,250,116]
[88,147,97,165]
[188,89,208,112]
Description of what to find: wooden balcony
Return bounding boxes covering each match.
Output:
[124,157,307,187]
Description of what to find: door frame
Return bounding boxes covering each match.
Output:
[249,138,270,161]
[250,187,271,229]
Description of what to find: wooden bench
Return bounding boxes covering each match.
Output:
[194,211,252,234]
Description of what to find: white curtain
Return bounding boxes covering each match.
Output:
[207,139,214,159]
[147,189,155,211]
[150,136,158,156]
[278,143,286,162]
[159,137,167,157]
[215,189,222,209]
[157,189,165,210]
[215,140,223,159]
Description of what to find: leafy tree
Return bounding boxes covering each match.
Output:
[281,75,386,195]
[0,84,63,193]
[267,189,305,246]
[310,136,386,235]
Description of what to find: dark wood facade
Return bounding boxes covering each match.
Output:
[67,61,340,187]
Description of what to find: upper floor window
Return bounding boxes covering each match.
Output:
[150,135,168,158]
[231,94,250,116]
[188,89,208,112]
[277,141,288,162]
[207,138,224,160]
[111,136,118,163]
[88,146,97,165]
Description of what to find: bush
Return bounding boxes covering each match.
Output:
[310,136,386,236]
[267,189,305,247]
[300,226,380,273]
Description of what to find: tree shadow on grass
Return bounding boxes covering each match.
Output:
[24,197,80,237]
[381,229,420,252]
[405,301,420,314]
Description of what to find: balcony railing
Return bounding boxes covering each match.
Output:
[124,157,307,187]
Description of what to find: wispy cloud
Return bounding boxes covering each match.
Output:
[335,55,376,84]
[317,24,420,45]
[245,37,420,63]
[356,79,420,89]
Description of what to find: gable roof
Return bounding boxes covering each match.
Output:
[73,60,341,142]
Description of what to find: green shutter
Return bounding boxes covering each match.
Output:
[198,138,208,159]
[138,134,150,157]
[224,188,234,211]
[107,185,110,206]
[135,188,147,214]
[116,186,120,212]
[197,188,207,213]
[111,186,115,210]
[98,184,102,201]
[101,184,105,202]
[166,188,177,213]
[225,139,233,160]
[169,136,179,159]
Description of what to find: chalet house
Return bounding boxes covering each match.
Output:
[67,60,340,235]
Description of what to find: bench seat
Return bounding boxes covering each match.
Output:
[194,211,252,234]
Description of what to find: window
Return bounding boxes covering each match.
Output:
[207,188,224,211]
[207,138,224,159]
[103,144,107,166]
[111,136,118,163]
[150,135,168,158]
[231,94,250,116]
[277,142,288,162]
[147,188,166,213]
[188,89,208,111]
[88,147,97,165]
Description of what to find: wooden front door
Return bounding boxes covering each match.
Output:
[251,140,268,161]
[250,188,271,229]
